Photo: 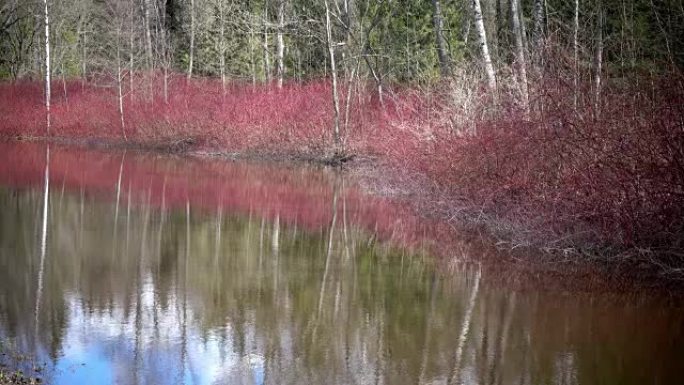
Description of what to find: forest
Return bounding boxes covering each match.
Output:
[1,0,683,271]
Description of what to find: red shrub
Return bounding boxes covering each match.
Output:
[0,75,390,156]
[2,71,683,261]
[408,73,684,256]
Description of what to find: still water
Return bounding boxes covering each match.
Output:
[0,143,682,385]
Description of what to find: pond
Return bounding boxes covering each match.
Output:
[0,143,682,385]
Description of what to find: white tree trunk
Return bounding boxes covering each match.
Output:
[129,6,134,96]
[158,0,169,103]
[61,63,67,103]
[276,0,285,88]
[472,0,497,93]
[43,0,51,134]
[187,0,195,79]
[249,26,257,87]
[219,0,226,93]
[142,0,153,70]
[116,28,127,141]
[594,4,604,118]
[511,0,530,115]
[343,62,358,134]
[431,0,450,75]
[263,0,271,83]
[532,0,545,49]
[343,0,357,79]
[574,0,580,109]
[81,31,87,81]
[324,0,342,155]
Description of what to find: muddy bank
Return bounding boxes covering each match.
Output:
[0,342,44,384]
[6,134,360,167]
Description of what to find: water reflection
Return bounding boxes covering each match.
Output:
[0,144,683,385]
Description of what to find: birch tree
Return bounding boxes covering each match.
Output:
[43,0,51,133]
[102,0,133,138]
[510,0,529,114]
[276,0,285,88]
[116,25,126,139]
[142,0,153,71]
[187,0,195,78]
[324,0,342,155]
[573,0,580,109]
[431,0,450,76]
[532,0,545,50]
[158,0,172,103]
[593,2,604,118]
[472,0,497,93]
[263,0,271,83]
[217,0,227,92]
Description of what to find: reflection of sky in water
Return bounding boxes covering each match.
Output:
[49,280,264,385]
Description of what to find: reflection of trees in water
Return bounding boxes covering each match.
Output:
[0,174,683,384]
[34,145,50,345]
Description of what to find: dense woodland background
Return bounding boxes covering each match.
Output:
[1,0,683,87]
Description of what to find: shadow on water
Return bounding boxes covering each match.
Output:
[0,142,683,385]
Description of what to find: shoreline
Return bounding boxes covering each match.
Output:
[5,134,362,167]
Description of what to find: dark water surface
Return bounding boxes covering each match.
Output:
[0,143,682,385]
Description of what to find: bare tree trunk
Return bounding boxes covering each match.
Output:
[249,26,257,87]
[263,0,271,83]
[142,0,153,70]
[511,0,530,115]
[324,0,342,155]
[343,0,356,78]
[43,0,51,134]
[573,0,579,109]
[519,0,529,53]
[431,0,450,76]
[362,51,384,105]
[295,46,302,82]
[496,0,507,63]
[593,3,603,119]
[219,1,226,93]
[116,32,127,141]
[532,0,545,49]
[187,0,195,79]
[649,0,675,68]
[157,0,169,104]
[81,26,88,82]
[404,7,410,78]
[140,0,154,100]
[163,56,169,104]
[129,11,134,97]
[343,62,358,135]
[276,0,285,88]
[60,62,67,103]
[472,0,497,93]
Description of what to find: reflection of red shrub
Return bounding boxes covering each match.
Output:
[0,142,432,254]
